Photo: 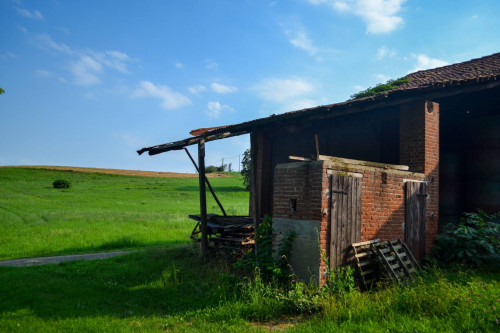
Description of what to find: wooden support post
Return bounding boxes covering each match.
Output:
[250,131,260,254]
[198,139,208,261]
[184,148,227,216]
[314,134,320,160]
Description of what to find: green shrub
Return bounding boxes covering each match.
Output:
[205,165,219,173]
[433,210,499,266]
[350,77,411,99]
[52,179,71,189]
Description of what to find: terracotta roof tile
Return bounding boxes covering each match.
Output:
[395,52,500,91]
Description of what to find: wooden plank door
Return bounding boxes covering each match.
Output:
[405,181,427,261]
[329,174,362,268]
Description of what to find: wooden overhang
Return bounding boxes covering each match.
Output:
[136,52,500,260]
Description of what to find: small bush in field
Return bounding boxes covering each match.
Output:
[53,179,71,189]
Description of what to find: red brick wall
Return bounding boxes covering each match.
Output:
[273,159,425,280]
[273,161,324,221]
[400,100,440,255]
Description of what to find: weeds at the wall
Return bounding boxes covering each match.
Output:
[234,214,295,282]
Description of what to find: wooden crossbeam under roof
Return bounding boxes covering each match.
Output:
[136,130,248,156]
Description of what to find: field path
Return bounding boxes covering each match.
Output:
[0,251,130,267]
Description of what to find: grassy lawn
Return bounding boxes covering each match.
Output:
[0,167,248,259]
[0,167,498,332]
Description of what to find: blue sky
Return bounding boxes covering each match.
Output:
[1,0,499,173]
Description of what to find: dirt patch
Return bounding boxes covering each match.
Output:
[3,166,230,178]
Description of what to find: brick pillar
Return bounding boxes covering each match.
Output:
[399,100,439,255]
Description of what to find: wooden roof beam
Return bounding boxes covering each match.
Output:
[137,130,248,156]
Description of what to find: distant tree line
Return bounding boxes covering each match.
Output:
[204,148,251,191]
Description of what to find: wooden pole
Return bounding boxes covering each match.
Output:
[184,148,227,216]
[250,132,260,256]
[198,139,208,261]
[315,134,320,160]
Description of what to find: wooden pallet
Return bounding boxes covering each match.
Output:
[371,239,421,284]
[352,239,380,289]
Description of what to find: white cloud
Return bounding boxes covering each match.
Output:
[211,82,238,94]
[175,62,184,68]
[0,52,16,59]
[409,54,449,73]
[131,81,192,110]
[17,8,43,20]
[35,33,73,55]
[34,33,134,85]
[92,50,132,73]
[284,29,319,55]
[307,0,406,34]
[35,69,53,77]
[471,14,479,19]
[188,84,206,96]
[84,92,96,100]
[70,55,103,86]
[376,46,396,60]
[283,99,318,111]
[375,73,390,81]
[252,77,314,103]
[105,50,129,61]
[279,18,319,56]
[252,77,318,114]
[206,101,234,119]
[205,59,219,70]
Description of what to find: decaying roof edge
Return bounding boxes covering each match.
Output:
[138,54,500,156]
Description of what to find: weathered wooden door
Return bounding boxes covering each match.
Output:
[329,174,362,268]
[405,181,427,261]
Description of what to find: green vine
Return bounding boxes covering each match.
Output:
[235,214,295,282]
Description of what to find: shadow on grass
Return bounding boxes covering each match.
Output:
[0,244,233,320]
[18,239,191,259]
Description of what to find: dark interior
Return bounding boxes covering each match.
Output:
[437,86,500,222]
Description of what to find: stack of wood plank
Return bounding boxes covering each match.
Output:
[352,239,381,288]
[188,214,255,250]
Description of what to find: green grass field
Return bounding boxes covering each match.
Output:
[0,167,248,259]
[0,167,498,332]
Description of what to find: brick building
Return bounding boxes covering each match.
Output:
[138,52,500,282]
